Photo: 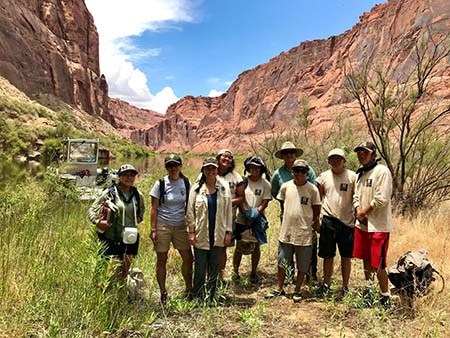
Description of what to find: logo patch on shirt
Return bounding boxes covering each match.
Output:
[340,183,348,191]
[300,196,309,205]
[255,189,262,196]
[180,189,185,196]
[366,179,373,187]
[229,182,235,189]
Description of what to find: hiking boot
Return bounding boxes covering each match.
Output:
[379,295,391,309]
[265,289,286,299]
[292,292,303,303]
[316,284,331,297]
[249,273,260,284]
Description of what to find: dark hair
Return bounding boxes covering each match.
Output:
[243,156,271,181]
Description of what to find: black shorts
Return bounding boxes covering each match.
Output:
[318,216,354,259]
[97,232,139,259]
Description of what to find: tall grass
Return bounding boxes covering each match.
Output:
[1,175,449,337]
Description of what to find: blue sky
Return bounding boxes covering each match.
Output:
[86,0,383,113]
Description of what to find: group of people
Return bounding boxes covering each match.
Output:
[88,140,393,307]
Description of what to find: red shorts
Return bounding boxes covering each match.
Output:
[352,227,389,269]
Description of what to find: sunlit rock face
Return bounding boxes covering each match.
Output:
[131,0,450,153]
[0,0,108,115]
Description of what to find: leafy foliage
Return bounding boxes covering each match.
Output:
[344,29,450,213]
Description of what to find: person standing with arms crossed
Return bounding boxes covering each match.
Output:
[353,141,393,307]
[316,148,356,297]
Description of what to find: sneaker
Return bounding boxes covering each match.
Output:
[160,291,168,304]
[232,273,241,283]
[265,289,286,299]
[292,292,302,303]
[379,295,391,308]
[342,286,350,297]
[249,274,260,284]
[316,284,331,297]
[362,287,374,306]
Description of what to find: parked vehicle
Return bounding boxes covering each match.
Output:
[59,138,114,200]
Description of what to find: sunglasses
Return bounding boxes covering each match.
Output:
[281,150,297,155]
[293,168,308,174]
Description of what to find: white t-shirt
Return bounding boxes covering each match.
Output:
[220,170,244,222]
[150,176,189,226]
[316,169,356,227]
[277,180,321,246]
[236,177,272,224]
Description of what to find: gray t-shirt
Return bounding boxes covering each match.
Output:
[150,176,189,226]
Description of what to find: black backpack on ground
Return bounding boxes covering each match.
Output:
[388,249,444,297]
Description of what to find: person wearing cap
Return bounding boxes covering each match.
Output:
[271,141,318,281]
[88,164,145,279]
[215,149,245,282]
[149,154,193,303]
[316,148,356,297]
[232,156,272,284]
[353,141,393,307]
[266,159,321,302]
[186,157,233,302]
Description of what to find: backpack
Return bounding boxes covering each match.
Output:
[159,175,190,211]
[388,249,444,297]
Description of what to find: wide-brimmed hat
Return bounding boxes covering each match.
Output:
[275,141,303,159]
[117,164,138,176]
[354,141,376,153]
[202,157,219,168]
[164,154,182,166]
[292,159,309,170]
[328,148,346,160]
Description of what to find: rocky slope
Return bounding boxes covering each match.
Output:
[0,0,108,116]
[131,0,450,153]
[108,98,164,138]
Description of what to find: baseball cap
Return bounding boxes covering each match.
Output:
[354,141,376,153]
[117,164,138,176]
[164,154,182,166]
[327,148,346,159]
[202,157,219,168]
[292,159,309,169]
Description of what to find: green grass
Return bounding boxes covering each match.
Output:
[1,174,449,337]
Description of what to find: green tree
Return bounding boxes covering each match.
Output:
[344,30,450,213]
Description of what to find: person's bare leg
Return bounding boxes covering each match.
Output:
[178,249,193,293]
[322,257,334,286]
[341,257,351,288]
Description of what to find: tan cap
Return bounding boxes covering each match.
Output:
[292,159,309,169]
[327,148,346,159]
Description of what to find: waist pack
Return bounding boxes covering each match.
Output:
[388,249,444,297]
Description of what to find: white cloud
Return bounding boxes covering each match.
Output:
[208,89,224,97]
[85,0,196,114]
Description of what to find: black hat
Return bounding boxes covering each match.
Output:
[164,154,182,165]
[354,141,376,153]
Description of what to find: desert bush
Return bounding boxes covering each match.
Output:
[344,30,450,214]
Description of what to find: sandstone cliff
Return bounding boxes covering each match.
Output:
[0,0,108,116]
[131,0,450,153]
[109,98,164,138]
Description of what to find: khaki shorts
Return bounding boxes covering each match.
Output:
[154,222,190,252]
